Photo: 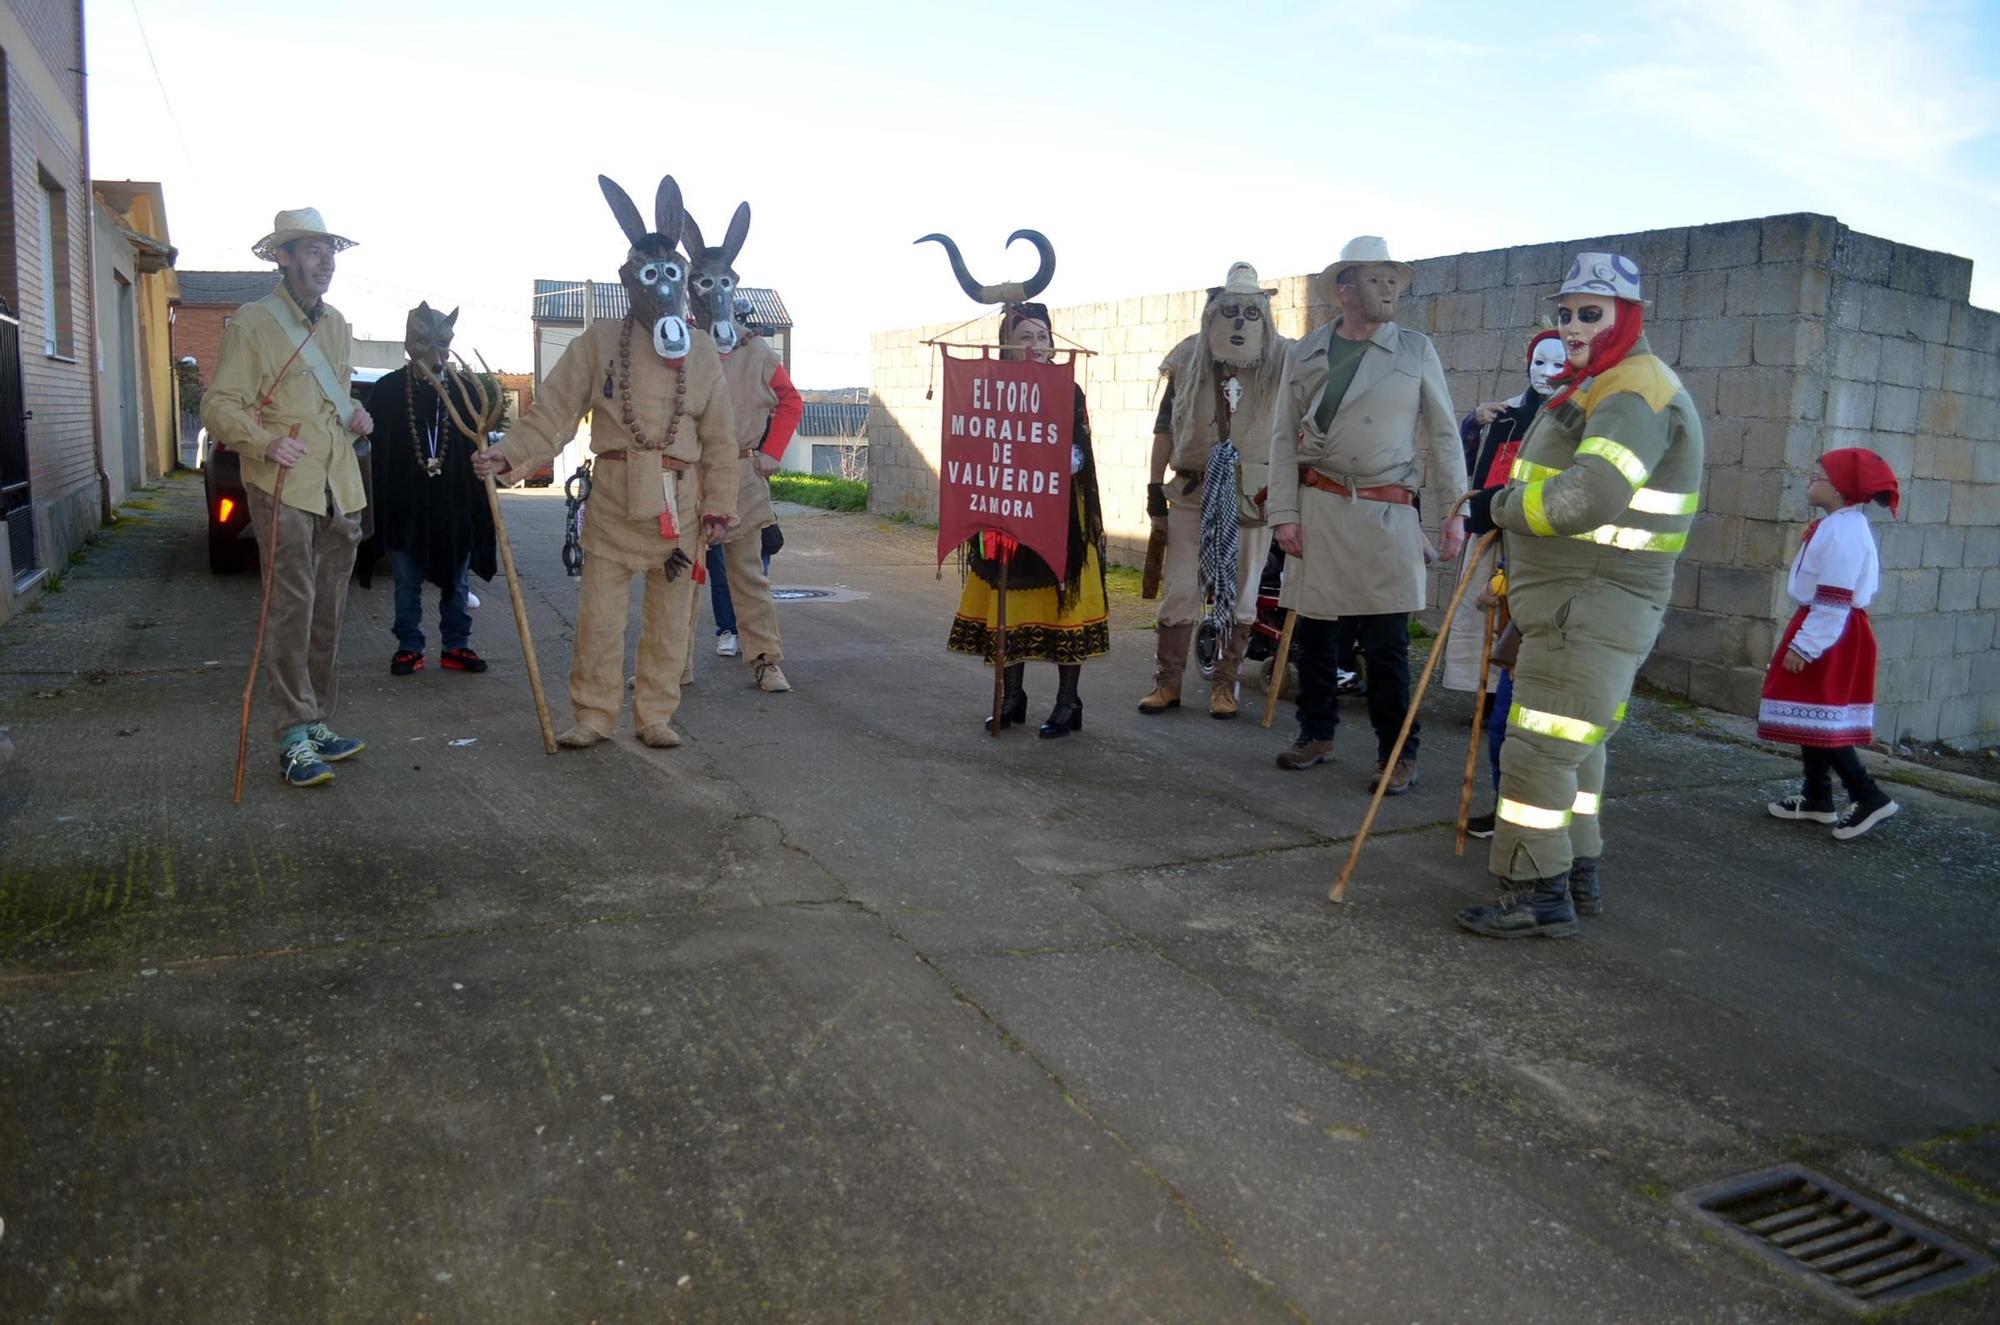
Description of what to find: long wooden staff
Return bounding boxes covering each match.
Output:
[1330,506,1495,904]
[419,356,558,755]
[990,543,1010,738]
[1260,608,1297,729]
[1455,564,1499,856]
[233,437,295,802]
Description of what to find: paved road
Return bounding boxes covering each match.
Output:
[1,475,1995,1322]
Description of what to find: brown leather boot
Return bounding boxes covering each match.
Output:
[1209,622,1254,720]
[1138,621,1193,714]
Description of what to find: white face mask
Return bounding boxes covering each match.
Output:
[1528,339,1566,395]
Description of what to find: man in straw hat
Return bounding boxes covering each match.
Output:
[203,207,373,788]
[1455,253,1703,938]
[1267,236,1467,793]
[1140,261,1291,720]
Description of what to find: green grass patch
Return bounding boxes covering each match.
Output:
[883,510,939,531]
[769,474,867,512]
[1102,564,1145,598]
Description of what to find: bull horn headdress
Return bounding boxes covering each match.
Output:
[916,229,1056,305]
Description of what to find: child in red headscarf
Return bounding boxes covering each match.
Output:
[1758,447,1902,840]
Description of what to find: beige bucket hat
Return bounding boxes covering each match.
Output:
[251,207,357,263]
[1325,235,1415,287]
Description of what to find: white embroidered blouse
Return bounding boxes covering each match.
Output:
[1786,505,1879,662]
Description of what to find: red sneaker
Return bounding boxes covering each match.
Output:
[440,647,489,673]
[390,650,424,676]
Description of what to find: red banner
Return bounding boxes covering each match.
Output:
[935,350,1075,576]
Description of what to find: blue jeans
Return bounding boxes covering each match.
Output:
[390,549,472,652]
[1487,668,1513,794]
[706,543,736,634]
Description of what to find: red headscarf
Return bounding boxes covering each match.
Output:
[1547,298,1646,409]
[1820,447,1900,516]
[1525,327,1561,365]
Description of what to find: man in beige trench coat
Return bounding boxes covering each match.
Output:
[1267,236,1468,793]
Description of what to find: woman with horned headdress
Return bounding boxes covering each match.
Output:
[472,174,739,750]
[921,232,1109,738]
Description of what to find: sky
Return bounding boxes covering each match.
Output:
[85,0,2000,388]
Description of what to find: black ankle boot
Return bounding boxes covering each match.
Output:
[1567,857,1602,916]
[1455,876,1578,939]
[1040,665,1083,739]
[984,664,1027,732]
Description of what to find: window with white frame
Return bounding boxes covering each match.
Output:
[36,170,74,358]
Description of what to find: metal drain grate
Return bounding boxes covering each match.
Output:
[1681,1164,1995,1312]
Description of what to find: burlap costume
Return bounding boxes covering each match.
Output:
[714,335,787,667]
[494,320,738,737]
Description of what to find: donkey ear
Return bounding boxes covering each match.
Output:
[722,202,751,265]
[445,307,460,329]
[654,177,685,248]
[416,300,432,314]
[598,174,649,246]
[681,212,707,258]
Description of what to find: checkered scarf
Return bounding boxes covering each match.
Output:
[1199,440,1241,627]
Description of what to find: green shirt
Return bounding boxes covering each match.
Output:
[1311,332,1373,434]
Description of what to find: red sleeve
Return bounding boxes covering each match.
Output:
[763,360,804,455]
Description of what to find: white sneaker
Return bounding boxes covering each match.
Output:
[715,630,740,657]
[466,591,480,609]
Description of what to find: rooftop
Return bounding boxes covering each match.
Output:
[175,270,276,308]
[799,401,869,437]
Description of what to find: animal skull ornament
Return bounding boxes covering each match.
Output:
[915,229,1056,307]
[600,173,692,360]
[404,301,458,375]
[682,202,751,355]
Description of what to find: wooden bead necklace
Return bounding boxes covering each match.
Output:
[405,369,445,477]
[617,316,687,452]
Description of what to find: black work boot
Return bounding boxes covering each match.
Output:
[1567,857,1602,916]
[1456,876,1579,939]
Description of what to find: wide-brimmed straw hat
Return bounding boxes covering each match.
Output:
[1325,235,1415,287]
[251,207,357,263]
[1218,261,1277,298]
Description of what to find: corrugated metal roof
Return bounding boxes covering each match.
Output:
[532,279,791,329]
[799,402,869,437]
[175,270,278,307]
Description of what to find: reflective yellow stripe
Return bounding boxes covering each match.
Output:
[1510,702,1608,745]
[1571,525,1689,553]
[1572,790,1602,816]
[1521,481,1555,536]
[1628,486,1700,515]
[1510,458,1562,483]
[1576,435,1650,488]
[1613,701,1628,723]
[1497,797,1572,830]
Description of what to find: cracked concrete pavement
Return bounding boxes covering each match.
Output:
[1,474,1995,1323]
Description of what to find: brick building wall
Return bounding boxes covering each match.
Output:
[0,1,98,624]
[173,303,227,384]
[870,213,2000,748]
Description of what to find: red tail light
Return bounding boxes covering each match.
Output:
[218,497,236,523]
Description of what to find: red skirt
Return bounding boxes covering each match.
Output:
[1755,606,1876,748]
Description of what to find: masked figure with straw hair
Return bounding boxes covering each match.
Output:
[1141,261,1291,720]
[920,231,1108,739]
[472,174,738,750]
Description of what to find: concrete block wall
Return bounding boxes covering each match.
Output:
[870,213,2000,747]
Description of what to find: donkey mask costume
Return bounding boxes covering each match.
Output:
[683,197,804,693]
[486,173,739,749]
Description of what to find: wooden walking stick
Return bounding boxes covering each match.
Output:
[989,541,1010,738]
[1329,509,1495,904]
[233,434,295,803]
[419,355,559,755]
[1260,607,1297,729]
[1455,560,1500,856]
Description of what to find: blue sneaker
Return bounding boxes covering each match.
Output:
[280,738,335,787]
[306,722,365,762]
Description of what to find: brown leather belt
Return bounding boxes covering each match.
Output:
[596,449,688,473]
[1300,467,1413,505]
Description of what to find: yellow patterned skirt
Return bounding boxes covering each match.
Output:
[947,540,1110,665]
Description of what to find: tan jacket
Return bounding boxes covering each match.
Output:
[202,288,365,517]
[1267,320,1467,617]
[498,319,738,525]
